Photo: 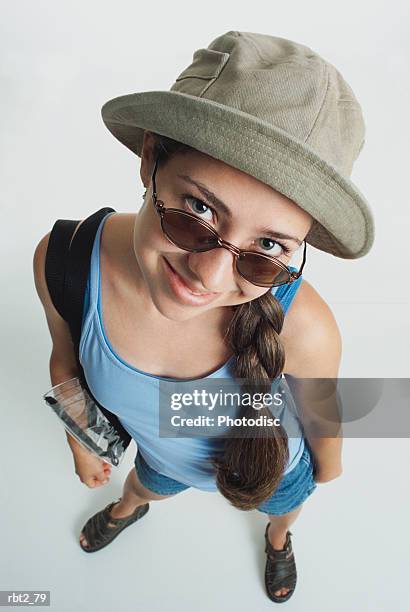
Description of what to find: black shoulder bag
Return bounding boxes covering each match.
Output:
[43,207,132,464]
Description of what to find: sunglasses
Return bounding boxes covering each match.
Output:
[150,155,307,288]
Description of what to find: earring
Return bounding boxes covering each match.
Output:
[142,189,147,200]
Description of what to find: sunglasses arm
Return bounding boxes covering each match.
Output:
[289,240,307,282]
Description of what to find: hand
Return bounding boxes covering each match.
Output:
[72,447,112,488]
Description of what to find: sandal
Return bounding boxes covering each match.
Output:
[264,523,297,603]
[79,497,150,553]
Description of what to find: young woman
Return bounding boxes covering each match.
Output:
[34,31,374,603]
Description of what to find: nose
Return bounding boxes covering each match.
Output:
[187,247,237,293]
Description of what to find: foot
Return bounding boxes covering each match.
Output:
[79,498,144,549]
[267,524,291,599]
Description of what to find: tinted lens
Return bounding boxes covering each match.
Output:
[237,252,290,287]
[163,211,219,251]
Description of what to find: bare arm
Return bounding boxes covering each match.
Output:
[33,224,87,457]
[283,283,343,483]
[33,226,112,488]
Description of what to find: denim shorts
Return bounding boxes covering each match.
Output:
[134,443,317,515]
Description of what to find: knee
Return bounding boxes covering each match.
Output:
[128,467,176,501]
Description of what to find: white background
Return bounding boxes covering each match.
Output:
[1,1,409,611]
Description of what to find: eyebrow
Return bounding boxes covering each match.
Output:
[177,174,303,246]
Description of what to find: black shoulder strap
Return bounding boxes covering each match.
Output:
[45,207,132,450]
[64,207,116,346]
[44,218,81,321]
[45,207,114,334]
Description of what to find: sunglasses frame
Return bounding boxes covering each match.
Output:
[149,154,307,288]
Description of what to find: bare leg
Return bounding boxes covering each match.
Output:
[267,504,304,598]
[80,467,175,548]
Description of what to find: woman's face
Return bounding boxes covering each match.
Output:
[133,132,313,323]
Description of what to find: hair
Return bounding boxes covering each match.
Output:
[145,131,290,511]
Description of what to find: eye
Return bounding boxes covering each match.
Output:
[257,237,292,258]
[183,196,214,221]
[182,195,293,258]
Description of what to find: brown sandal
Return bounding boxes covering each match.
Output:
[264,523,297,603]
[79,497,150,553]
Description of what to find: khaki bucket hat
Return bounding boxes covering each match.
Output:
[101,30,375,259]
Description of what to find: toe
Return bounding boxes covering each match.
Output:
[80,533,88,548]
[274,588,289,597]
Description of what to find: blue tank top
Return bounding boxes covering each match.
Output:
[79,212,305,491]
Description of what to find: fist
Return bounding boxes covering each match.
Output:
[73,450,112,488]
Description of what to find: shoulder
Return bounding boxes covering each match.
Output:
[100,211,137,275]
[101,211,136,252]
[280,278,342,378]
[101,212,135,249]
[33,218,85,304]
[32,227,82,373]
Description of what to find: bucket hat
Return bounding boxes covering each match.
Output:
[101,30,375,259]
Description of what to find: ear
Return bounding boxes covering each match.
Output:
[140,131,156,189]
